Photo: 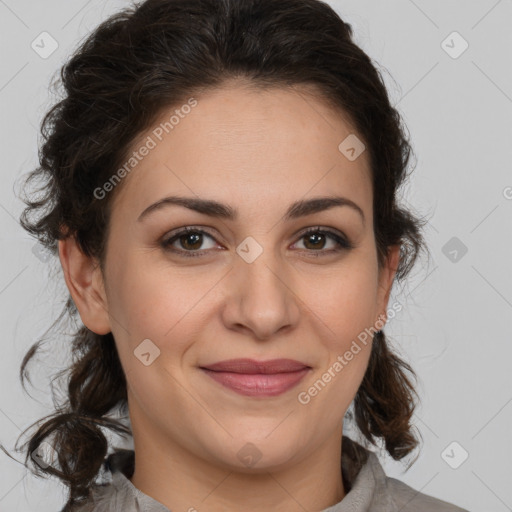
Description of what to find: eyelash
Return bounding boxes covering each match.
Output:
[161,226,354,258]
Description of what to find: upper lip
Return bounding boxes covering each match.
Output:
[200,358,310,374]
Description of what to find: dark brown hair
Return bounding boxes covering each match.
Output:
[7,0,429,509]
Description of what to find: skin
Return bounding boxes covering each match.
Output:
[59,79,399,512]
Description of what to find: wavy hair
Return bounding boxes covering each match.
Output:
[6,0,429,509]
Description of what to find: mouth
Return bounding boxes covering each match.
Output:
[199,358,311,397]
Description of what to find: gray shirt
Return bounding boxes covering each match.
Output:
[68,436,470,512]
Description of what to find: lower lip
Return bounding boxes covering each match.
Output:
[200,368,310,397]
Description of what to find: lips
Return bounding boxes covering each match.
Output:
[201,358,310,374]
[200,358,311,397]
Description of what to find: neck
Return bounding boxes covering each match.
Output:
[129,420,346,512]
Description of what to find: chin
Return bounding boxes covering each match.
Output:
[220,434,303,473]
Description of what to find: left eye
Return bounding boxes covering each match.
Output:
[293,229,350,252]
[161,227,352,258]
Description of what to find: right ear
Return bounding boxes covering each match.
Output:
[58,236,111,335]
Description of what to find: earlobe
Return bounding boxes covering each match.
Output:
[58,237,111,335]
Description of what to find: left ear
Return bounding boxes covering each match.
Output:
[375,244,401,325]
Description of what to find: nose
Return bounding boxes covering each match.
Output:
[220,246,301,341]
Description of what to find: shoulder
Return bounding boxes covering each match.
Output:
[384,475,469,511]
[59,483,115,512]
[334,437,469,512]
[366,451,470,512]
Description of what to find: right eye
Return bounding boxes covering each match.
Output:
[161,227,221,257]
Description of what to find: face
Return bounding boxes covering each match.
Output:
[61,80,398,473]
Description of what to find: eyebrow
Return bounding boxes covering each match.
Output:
[137,195,365,225]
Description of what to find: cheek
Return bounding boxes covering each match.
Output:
[297,266,377,424]
[106,251,216,364]
[304,257,380,348]
[105,259,206,420]
[107,248,167,329]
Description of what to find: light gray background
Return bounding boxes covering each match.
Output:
[1,1,511,510]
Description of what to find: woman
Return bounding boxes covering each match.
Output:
[12,0,468,510]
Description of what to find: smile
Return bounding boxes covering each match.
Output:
[200,358,311,397]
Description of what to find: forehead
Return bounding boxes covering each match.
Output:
[110,82,373,222]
